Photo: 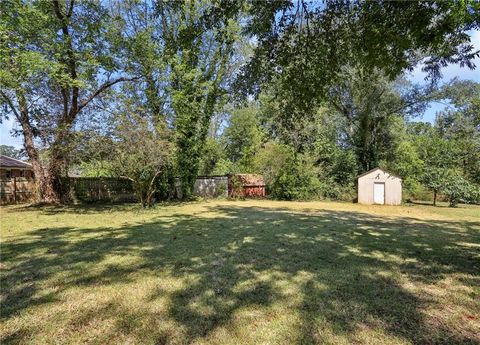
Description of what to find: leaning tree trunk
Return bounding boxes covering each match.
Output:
[17,91,53,202]
[19,95,69,204]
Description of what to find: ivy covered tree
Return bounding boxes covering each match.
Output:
[113,0,241,199]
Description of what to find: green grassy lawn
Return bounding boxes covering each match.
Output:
[1,200,479,345]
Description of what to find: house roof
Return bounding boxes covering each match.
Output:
[356,167,402,180]
[0,155,33,169]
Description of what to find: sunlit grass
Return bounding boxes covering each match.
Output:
[1,200,479,344]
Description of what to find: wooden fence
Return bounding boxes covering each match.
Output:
[61,177,136,203]
[0,177,136,204]
[0,177,37,204]
[1,174,266,204]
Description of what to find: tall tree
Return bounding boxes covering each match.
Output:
[0,0,133,202]
[238,1,479,116]
[223,105,264,172]
[328,68,431,171]
[434,79,480,184]
[113,0,241,199]
[110,111,173,208]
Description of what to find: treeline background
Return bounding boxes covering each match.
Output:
[1,1,479,206]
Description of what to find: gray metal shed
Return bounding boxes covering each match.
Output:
[357,168,402,205]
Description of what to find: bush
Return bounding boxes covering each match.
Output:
[269,155,323,200]
[322,181,356,201]
[442,173,477,207]
[469,185,480,204]
[402,177,431,202]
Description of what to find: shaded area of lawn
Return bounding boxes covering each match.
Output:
[1,203,479,344]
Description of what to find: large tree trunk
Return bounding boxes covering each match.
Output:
[42,152,66,204]
[17,91,49,202]
[42,172,61,204]
[17,90,67,203]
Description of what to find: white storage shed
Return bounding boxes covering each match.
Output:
[357,168,402,205]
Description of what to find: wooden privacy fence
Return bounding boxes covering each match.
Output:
[0,177,136,204]
[0,177,37,204]
[61,177,136,203]
[0,175,266,204]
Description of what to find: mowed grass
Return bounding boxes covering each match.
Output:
[1,200,479,345]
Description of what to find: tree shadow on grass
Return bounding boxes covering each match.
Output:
[11,200,201,215]
[1,204,479,344]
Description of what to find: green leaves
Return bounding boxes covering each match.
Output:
[239,1,479,112]
[441,171,474,207]
[223,105,264,172]
[111,111,173,207]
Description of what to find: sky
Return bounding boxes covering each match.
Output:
[407,30,480,123]
[1,31,479,150]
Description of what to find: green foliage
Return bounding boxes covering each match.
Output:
[2,0,479,207]
[409,120,479,205]
[240,1,479,105]
[384,139,425,200]
[434,79,480,184]
[441,170,477,207]
[198,137,231,176]
[153,163,177,202]
[328,150,358,187]
[386,141,424,181]
[328,69,430,171]
[78,161,115,178]
[401,178,432,203]
[223,105,264,172]
[270,154,322,201]
[252,141,292,186]
[421,167,447,201]
[421,167,478,207]
[110,113,173,207]
[227,174,245,200]
[0,145,24,159]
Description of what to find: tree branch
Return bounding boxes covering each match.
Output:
[52,0,65,22]
[0,90,20,120]
[67,0,75,18]
[77,76,139,113]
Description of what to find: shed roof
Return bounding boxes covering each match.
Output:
[0,155,33,169]
[229,173,265,186]
[356,167,401,180]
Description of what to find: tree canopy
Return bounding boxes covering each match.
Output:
[1,0,479,206]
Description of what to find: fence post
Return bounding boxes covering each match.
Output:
[13,177,17,204]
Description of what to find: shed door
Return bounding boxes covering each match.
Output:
[373,182,385,204]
